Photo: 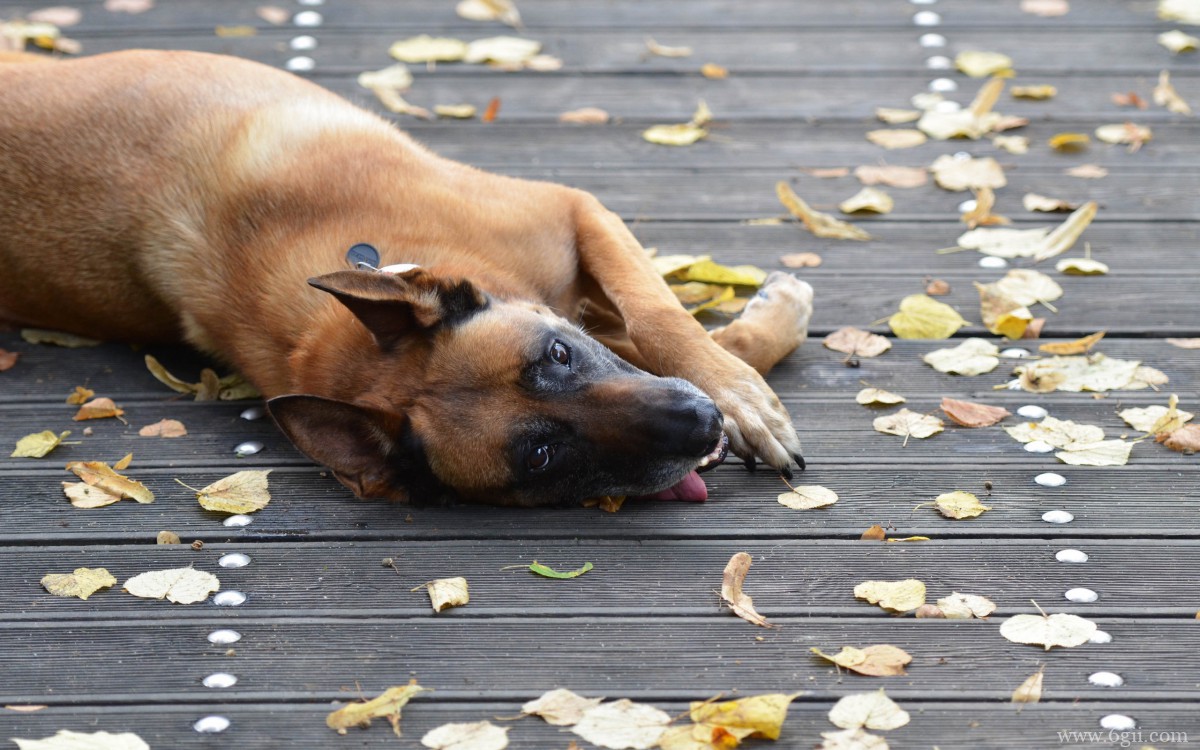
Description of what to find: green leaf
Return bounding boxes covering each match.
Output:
[529,561,593,579]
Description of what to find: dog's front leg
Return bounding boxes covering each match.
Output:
[570,192,804,473]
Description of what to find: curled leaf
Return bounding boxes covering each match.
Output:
[721,552,772,627]
[73,397,124,421]
[1012,667,1045,704]
[776,182,872,240]
[413,577,470,612]
[529,561,592,579]
[940,398,1010,427]
[838,187,893,215]
[65,460,153,504]
[326,681,430,736]
[936,592,997,619]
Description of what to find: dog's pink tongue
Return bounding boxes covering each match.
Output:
[639,470,708,502]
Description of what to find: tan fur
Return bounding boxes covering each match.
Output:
[0,51,808,500]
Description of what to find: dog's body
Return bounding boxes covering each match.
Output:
[0,50,812,506]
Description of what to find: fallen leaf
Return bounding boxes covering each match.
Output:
[1055,439,1134,466]
[721,552,772,627]
[853,579,926,613]
[1154,70,1192,115]
[0,348,18,371]
[921,491,991,519]
[1161,424,1200,453]
[700,63,728,79]
[925,278,951,296]
[62,386,94,405]
[824,327,891,357]
[1014,353,1164,393]
[818,728,891,750]
[465,35,541,65]
[1023,193,1078,212]
[888,294,966,339]
[3,705,48,713]
[27,7,82,26]
[657,723,749,750]
[12,730,150,750]
[828,690,911,730]
[1012,667,1045,704]
[1065,164,1107,179]
[811,645,912,677]
[839,187,893,214]
[1121,398,1193,435]
[936,592,997,619]
[435,104,477,119]
[61,482,121,508]
[955,51,1013,78]
[861,525,887,541]
[41,567,117,600]
[671,283,735,315]
[157,530,181,545]
[1023,318,1047,339]
[1167,338,1200,349]
[73,396,124,421]
[21,329,101,347]
[992,135,1030,154]
[643,123,707,146]
[411,577,470,612]
[776,182,872,240]
[65,460,153,504]
[689,692,801,740]
[327,682,430,736]
[1000,610,1097,650]
[780,252,822,268]
[522,689,604,726]
[11,430,71,458]
[804,167,851,178]
[571,699,671,750]
[422,721,508,750]
[1055,257,1109,275]
[214,25,256,37]
[559,107,610,124]
[853,165,926,188]
[1158,29,1200,53]
[185,470,271,514]
[1095,123,1152,152]
[923,338,1000,376]
[875,107,921,124]
[1039,332,1105,355]
[112,452,133,471]
[1005,416,1105,448]
[777,485,838,509]
[940,398,1010,427]
[389,35,468,62]
[645,37,692,58]
[1011,84,1057,100]
[124,567,220,604]
[872,409,944,441]
[958,202,1095,260]
[1021,0,1069,16]
[683,260,767,286]
[358,63,431,118]
[1159,0,1200,25]
[143,355,258,401]
[104,0,153,12]
[930,155,1006,191]
[994,269,1063,308]
[976,282,1031,340]
[138,418,187,438]
[865,129,927,149]
[961,187,1009,229]
[456,0,521,28]
[857,388,906,406]
[482,96,501,122]
[915,604,946,618]
[255,5,289,24]
[1111,91,1148,110]
[530,561,592,579]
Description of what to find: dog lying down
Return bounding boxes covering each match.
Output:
[0,50,813,507]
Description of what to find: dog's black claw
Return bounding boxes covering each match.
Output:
[793,453,807,471]
[780,466,794,482]
[745,456,757,472]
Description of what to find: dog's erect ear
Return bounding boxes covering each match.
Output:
[268,394,416,501]
[308,269,488,349]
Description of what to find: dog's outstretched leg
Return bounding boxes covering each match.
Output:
[570,193,805,473]
[709,271,813,377]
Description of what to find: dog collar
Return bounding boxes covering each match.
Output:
[345,243,421,275]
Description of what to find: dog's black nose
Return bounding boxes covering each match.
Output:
[680,398,724,458]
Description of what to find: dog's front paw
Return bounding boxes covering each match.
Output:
[696,360,804,476]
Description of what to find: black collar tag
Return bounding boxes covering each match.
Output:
[346,243,380,270]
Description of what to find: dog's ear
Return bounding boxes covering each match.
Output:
[268,394,418,501]
[308,269,488,349]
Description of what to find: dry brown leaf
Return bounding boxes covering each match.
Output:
[1012,667,1045,704]
[925,279,951,296]
[780,252,822,268]
[1021,0,1068,16]
[189,470,271,514]
[839,187,893,214]
[124,567,220,604]
[327,681,430,736]
[41,567,117,600]
[721,552,772,627]
[73,397,124,421]
[914,604,946,618]
[522,689,603,726]
[65,460,153,504]
[961,187,1009,229]
[940,397,1011,427]
[853,165,927,188]
[1039,332,1105,355]
[1160,424,1200,453]
[138,418,187,438]
[776,182,872,240]
[823,327,891,357]
[865,129,927,149]
[861,525,887,541]
[811,645,912,677]
[853,579,926,613]
[930,154,1006,191]
[482,97,502,122]
[63,385,94,405]
[1154,70,1192,115]
[558,107,610,124]
[0,348,18,371]
[1065,164,1107,179]
[413,577,470,612]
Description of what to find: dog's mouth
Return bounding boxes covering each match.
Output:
[633,433,729,503]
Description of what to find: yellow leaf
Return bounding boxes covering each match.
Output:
[872,409,944,440]
[61,482,122,508]
[65,386,94,404]
[40,567,117,600]
[922,338,1000,376]
[828,690,911,730]
[389,35,468,62]
[777,485,838,509]
[412,577,470,612]
[976,282,1032,339]
[1158,29,1200,53]
[701,63,729,79]
[1034,201,1098,261]
[853,579,926,613]
[888,294,966,339]
[11,430,71,458]
[643,123,708,146]
[434,104,477,119]
[776,182,872,240]
[811,645,912,677]
[190,470,272,514]
[1012,667,1045,704]
[1056,257,1109,275]
[65,461,154,504]
[1039,332,1106,355]
[1011,84,1057,99]
[682,259,767,286]
[20,328,101,347]
[721,552,772,628]
[1048,132,1090,151]
[652,253,710,277]
[124,567,220,604]
[326,681,430,736]
[865,129,927,149]
[955,50,1014,77]
[922,491,991,519]
[838,187,893,214]
[689,693,802,740]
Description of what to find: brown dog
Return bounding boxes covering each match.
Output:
[0,50,813,506]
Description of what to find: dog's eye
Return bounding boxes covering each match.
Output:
[548,340,571,367]
[527,444,555,471]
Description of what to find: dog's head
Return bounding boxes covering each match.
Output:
[267,268,726,507]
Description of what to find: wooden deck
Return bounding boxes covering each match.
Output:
[2,0,1199,747]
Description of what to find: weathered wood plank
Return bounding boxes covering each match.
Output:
[8,539,1199,619]
[2,701,1192,750]
[0,617,1191,703]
